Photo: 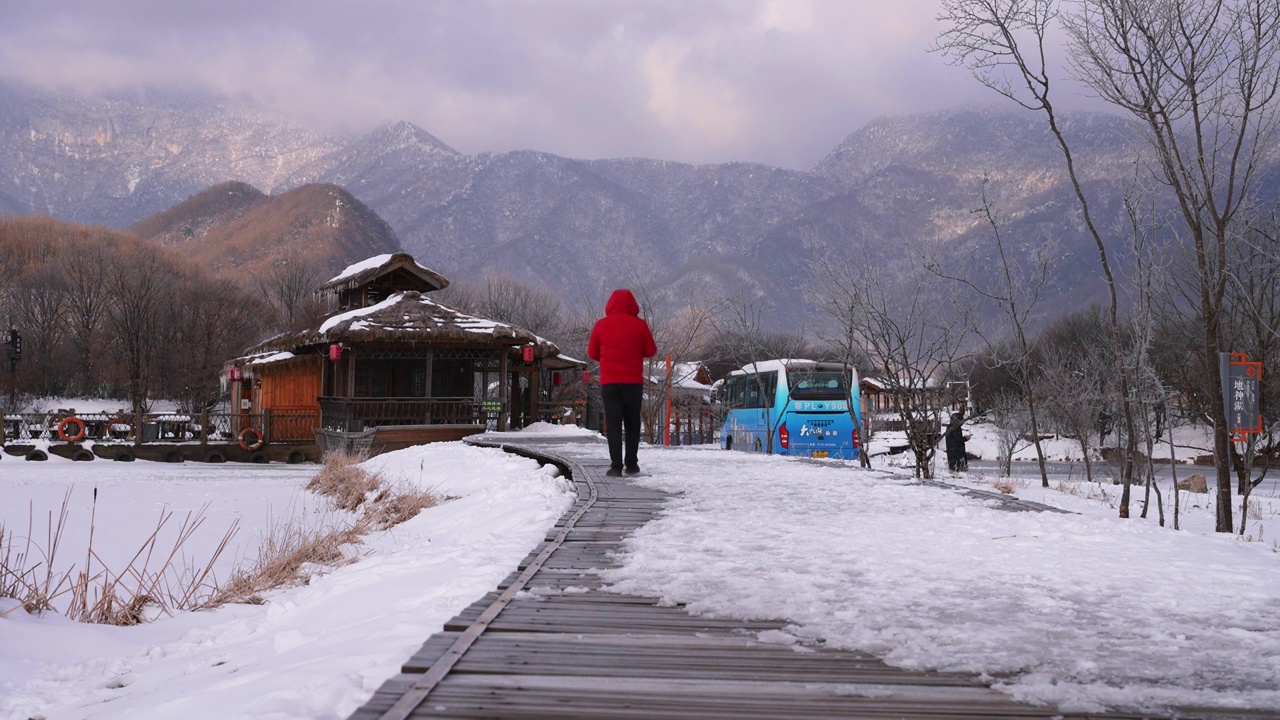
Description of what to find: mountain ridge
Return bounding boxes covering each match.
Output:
[4,82,1271,329]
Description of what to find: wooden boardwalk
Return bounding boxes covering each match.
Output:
[349,440,1262,720]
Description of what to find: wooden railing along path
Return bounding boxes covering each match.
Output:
[348,439,1263,720]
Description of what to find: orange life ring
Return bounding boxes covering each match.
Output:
[57,416,87,443]
[238,427,264,452]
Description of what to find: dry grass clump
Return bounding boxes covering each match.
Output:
[307,451,439,527]
[991,476,1029,494]
[212,515,368,605]
[364,487,439,530]
[306,451,384,511]
[1053,480,1085,497]
[0,453,442,625]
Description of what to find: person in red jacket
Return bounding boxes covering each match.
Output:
[588,289,658,476]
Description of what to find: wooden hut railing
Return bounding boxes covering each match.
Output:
[318,396,497,432]
[1,410,319,445]
[536,400,587,427]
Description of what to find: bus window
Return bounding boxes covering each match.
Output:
[744,371,776,409]
[789,370,847,400]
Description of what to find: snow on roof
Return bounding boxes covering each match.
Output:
[726,359,822,377]
[248,351,296,365]
[317,252,450,294]
[328,254,396,285]
[651,362,711,392]
[250,291,563,358]
[319,293,404,333]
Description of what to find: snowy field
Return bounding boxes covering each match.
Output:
[3,424,1278,718]
[0,442,575,720]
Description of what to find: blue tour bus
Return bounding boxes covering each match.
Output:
[719,359,861,460]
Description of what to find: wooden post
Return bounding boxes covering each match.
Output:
[664,355,672,446]
[346,347,357,398]
[528,360,541,428]
[497,349,509,432]
[200,409,209,446]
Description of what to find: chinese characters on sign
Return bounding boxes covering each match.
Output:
[1219,352,1262,439]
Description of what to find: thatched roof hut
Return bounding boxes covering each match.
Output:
[226,252,584,453]
[248,290,561,359]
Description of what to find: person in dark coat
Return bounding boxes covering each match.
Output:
[944,408,968,472]
[588,289,658,477]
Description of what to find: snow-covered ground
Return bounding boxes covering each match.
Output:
[3,423,1277,717]
[0,442,574,720]
[557,443,1280,715]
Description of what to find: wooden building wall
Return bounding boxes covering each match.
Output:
[258,356,323,413]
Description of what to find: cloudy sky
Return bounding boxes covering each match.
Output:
[0,0,1055,169]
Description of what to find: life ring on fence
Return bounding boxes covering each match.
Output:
[57,416,87,443]
[238,427,264,452]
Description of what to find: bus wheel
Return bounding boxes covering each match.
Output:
[753,438,762,453]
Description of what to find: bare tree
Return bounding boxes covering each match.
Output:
[59,233,112,395]
[707,292,811,452]
[9,264,68,396]
[475,273,565,338]
[256,254,324,331]
[814,257,971,478]
[929,177,1056,486]
[989,389,1034,476]
[104,247,173,436]
[935,0,1280,528]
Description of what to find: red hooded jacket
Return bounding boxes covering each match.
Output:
[588,289,658,385]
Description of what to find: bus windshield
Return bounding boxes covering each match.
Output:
[787,369,848,400]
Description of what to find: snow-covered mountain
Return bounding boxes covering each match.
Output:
[6,82,1273,328]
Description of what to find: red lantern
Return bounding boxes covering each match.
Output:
[329,343,342,362]
[552,371,562,386]
[229,365,242,382]
[522,345,535,363]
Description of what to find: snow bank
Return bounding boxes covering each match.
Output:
[0,443,574,720]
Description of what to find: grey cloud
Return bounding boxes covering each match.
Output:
[0,0,1047,169]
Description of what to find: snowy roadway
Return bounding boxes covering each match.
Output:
[3,428,1279,717]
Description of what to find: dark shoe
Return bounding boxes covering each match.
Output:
[624,465,641,475]
[605,467,623,477]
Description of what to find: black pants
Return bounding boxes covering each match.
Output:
[602,383,643,469]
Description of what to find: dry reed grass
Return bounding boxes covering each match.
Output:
[991,476,1028,494]
[306,451,384,511]
[0,488,236,624]
[0,453,441,624]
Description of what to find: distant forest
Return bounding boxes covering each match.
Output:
[0,216,265,413]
